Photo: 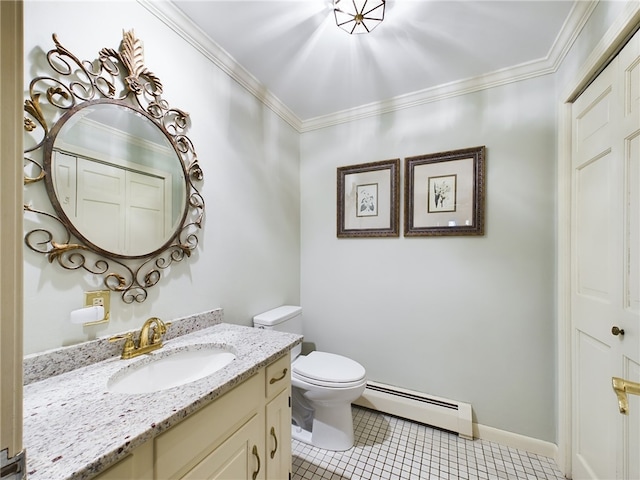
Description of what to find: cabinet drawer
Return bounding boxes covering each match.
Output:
[155,373,262,480]
[265,353,290,399]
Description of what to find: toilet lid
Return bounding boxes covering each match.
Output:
[292,351,366,385]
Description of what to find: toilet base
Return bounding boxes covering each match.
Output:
[291,402,355,451]
[291,424,312,444]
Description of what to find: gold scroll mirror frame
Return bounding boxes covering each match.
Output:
[23,30,204,303]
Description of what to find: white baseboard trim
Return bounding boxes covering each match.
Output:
[354,381,473,440]
[473,423,559,462]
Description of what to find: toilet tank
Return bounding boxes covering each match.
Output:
[253,305,303,359]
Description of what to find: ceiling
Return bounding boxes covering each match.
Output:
[169,0,578,123]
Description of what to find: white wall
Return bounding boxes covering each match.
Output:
[23,1,300,354]
[300,76,558,442]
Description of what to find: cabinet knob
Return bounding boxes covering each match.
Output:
[612,326,625,336]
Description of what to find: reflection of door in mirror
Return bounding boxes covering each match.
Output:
[54,151,172,257]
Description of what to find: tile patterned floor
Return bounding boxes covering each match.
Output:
[292,407,565,480]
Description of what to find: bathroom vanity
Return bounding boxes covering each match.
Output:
[23,317,301,480]
[94,353,291,480]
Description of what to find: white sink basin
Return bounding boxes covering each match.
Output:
[107,344,236,394]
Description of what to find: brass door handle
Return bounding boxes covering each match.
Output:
[612,377,640,414]
[611,326,625,336]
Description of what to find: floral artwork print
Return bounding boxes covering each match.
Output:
[427,175,457,213]
[356,183,378,217]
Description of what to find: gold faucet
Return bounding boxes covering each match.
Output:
[109,317,171,359]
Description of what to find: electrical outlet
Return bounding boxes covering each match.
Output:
[83,290,110,325]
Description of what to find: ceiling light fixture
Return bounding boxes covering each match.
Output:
[334,0,385,35]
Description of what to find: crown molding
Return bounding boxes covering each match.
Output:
[546,0,599,73]
[140,0,596,134]
[137,0,303,132]
[562,0,640,102]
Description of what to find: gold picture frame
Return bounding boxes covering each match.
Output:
[337,158,400,238]
[405,146,485,236]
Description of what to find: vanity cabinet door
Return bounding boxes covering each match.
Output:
[155,374,262,479]
[181,413,265,480]
[265,388,291,480]
[93,441,153,480]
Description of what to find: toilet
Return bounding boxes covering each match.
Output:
[253,305,366,451]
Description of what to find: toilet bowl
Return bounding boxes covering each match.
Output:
[253,306,367,451]
[291,351,366,451]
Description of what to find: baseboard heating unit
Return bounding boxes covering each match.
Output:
[353,381,473,440]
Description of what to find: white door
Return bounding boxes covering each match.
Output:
[571,30,640,480]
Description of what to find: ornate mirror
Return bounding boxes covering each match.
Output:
[23,31,204,303]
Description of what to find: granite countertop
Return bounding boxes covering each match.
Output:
[23,322,302,480]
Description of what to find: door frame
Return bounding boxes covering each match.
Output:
[557,2,640,477]
[0,0,24,462]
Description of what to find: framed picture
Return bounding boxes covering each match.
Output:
[404,146,485,236]
[337,158,400,237]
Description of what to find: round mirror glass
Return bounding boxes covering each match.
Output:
[45,101,188,258]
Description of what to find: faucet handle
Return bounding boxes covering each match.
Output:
[151,321,171,345]
[109,332,133,343]
[109,332,135,358]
